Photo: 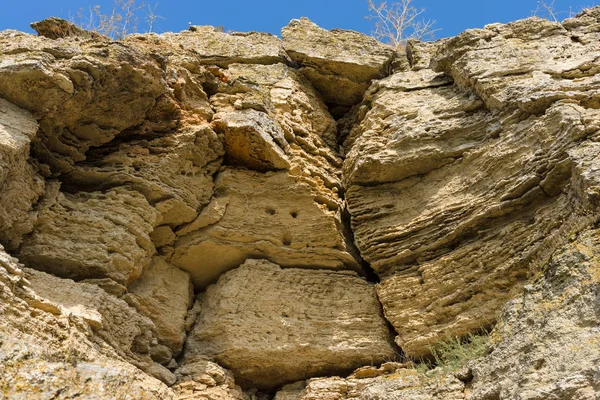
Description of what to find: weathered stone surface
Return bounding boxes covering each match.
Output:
[274,367,465,400]
[23,268,175,382]
[173,357,248,400]
[125,257,194,355]
[171,169,361,288]
[64,124,224,230]
[209,62,342,186]
[185,260,396,389]
[0,98,45,250]
[160,26,290,67]
[213,109,291,171]
[19,182,159,284]
[343,9,600,357]
[0,246,174,398]
[470,227,600,400]
[281,17,395,108]
[0,29,176,174]
[31,17,107,40]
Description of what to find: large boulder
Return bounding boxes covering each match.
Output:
[281,17,396,110]
[185,259,396,389]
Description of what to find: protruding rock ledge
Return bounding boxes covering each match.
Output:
[185,259,396,389]
[281,17,396,113]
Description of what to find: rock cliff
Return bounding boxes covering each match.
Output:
[1,8,600,400]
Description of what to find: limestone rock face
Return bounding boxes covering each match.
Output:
[125,257,194,355]
[0,246,174,398]
[185,260,396,389]
[18,182,159,284]
[343,9,600,357]
[470,227,600,400]
[0,29,175,174]
[171,169,361,288]
[2,8,600,397]
[274,367,465,400]
[281,17,395,109]
[173,357,248,400]
[0,98,45,249]
[161,26,290,67]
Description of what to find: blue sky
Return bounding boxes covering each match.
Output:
[1,0,598,39]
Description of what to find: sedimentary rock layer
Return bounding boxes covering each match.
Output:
[186,259,396,389]
[343,12,600,357]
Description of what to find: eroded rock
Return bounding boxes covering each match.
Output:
[125,257,194,355]
[281,17,396,110]
[185,259,396,389]
[274,367,465,400]
[19,182,159,284]
[470,226,600,400]
[171,169,361,288]
[0,246,174,397]
[0,98,45,250]
[343,9,600,357]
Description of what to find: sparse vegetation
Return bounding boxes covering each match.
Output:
[70,0,163,40]
[366,0,438,48]
[413,332,491,375]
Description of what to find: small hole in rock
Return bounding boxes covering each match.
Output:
[265,207,276,215]
[290,211,298,218]
[282,234,292,246]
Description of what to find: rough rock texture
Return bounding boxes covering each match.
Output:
[0,98,45,250]
[171,169,361,288]
[282,17,396,109]
[161,26,290,67]
[274,365,465,400]
[342,11,600,357]
[469,226,600,400]
[0,246,174,399]
[173,357,248,400]
[2,9,600,398]
[18,181,159,284]
[186,260,396,389]
[125,257,193,356]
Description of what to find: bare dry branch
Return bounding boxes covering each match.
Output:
[70,0,163,40]
[366,0,438,47]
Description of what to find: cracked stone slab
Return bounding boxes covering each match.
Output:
[185,259,396,389]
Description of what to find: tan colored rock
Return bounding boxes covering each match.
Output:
[0,98,45,250]
[173,357,248,400]
[281,18,395,108]
[24,268,169,376]
[274,367,465,400]
[213,109,291,171]
[185,259,396,389]
[160,26,289,67]
[471,227,600,400]
[31,17,107,40]
[171,169,361,288]
[19,182,159,284]
[343,7,600,358]
[125,257,194,354]
[64,124,224,230]
[0,29,175,174]
[0,246,174,398]
[209,62,342,188]
[432,16,600,113]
